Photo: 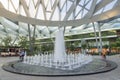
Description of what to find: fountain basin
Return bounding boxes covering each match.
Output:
[23,54,93,70]
[2,59,117,76]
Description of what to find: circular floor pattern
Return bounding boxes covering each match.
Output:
[2,59,117,76]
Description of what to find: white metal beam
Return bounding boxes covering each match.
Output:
[93,0,114,14]
[0,1,120,26]
[20,0,30,17]
[63,0,81,20]
[49,0,59,20]
[84,0,97,18]
[41,0,47,20]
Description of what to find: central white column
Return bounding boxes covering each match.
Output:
[53,29,66,63]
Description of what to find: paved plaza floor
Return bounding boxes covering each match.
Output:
[0,55,120,80]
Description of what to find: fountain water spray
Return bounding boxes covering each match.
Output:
[54,29,66,63]
[23,29,93,70]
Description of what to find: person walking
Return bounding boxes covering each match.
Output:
[19,49,25,61]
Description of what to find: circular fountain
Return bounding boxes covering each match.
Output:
[2,29,117,76]
[23,52,93,70]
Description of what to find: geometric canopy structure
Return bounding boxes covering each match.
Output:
[0,0,120,43]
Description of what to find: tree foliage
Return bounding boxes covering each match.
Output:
[18,36,28,49]
[1,36,12,47]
